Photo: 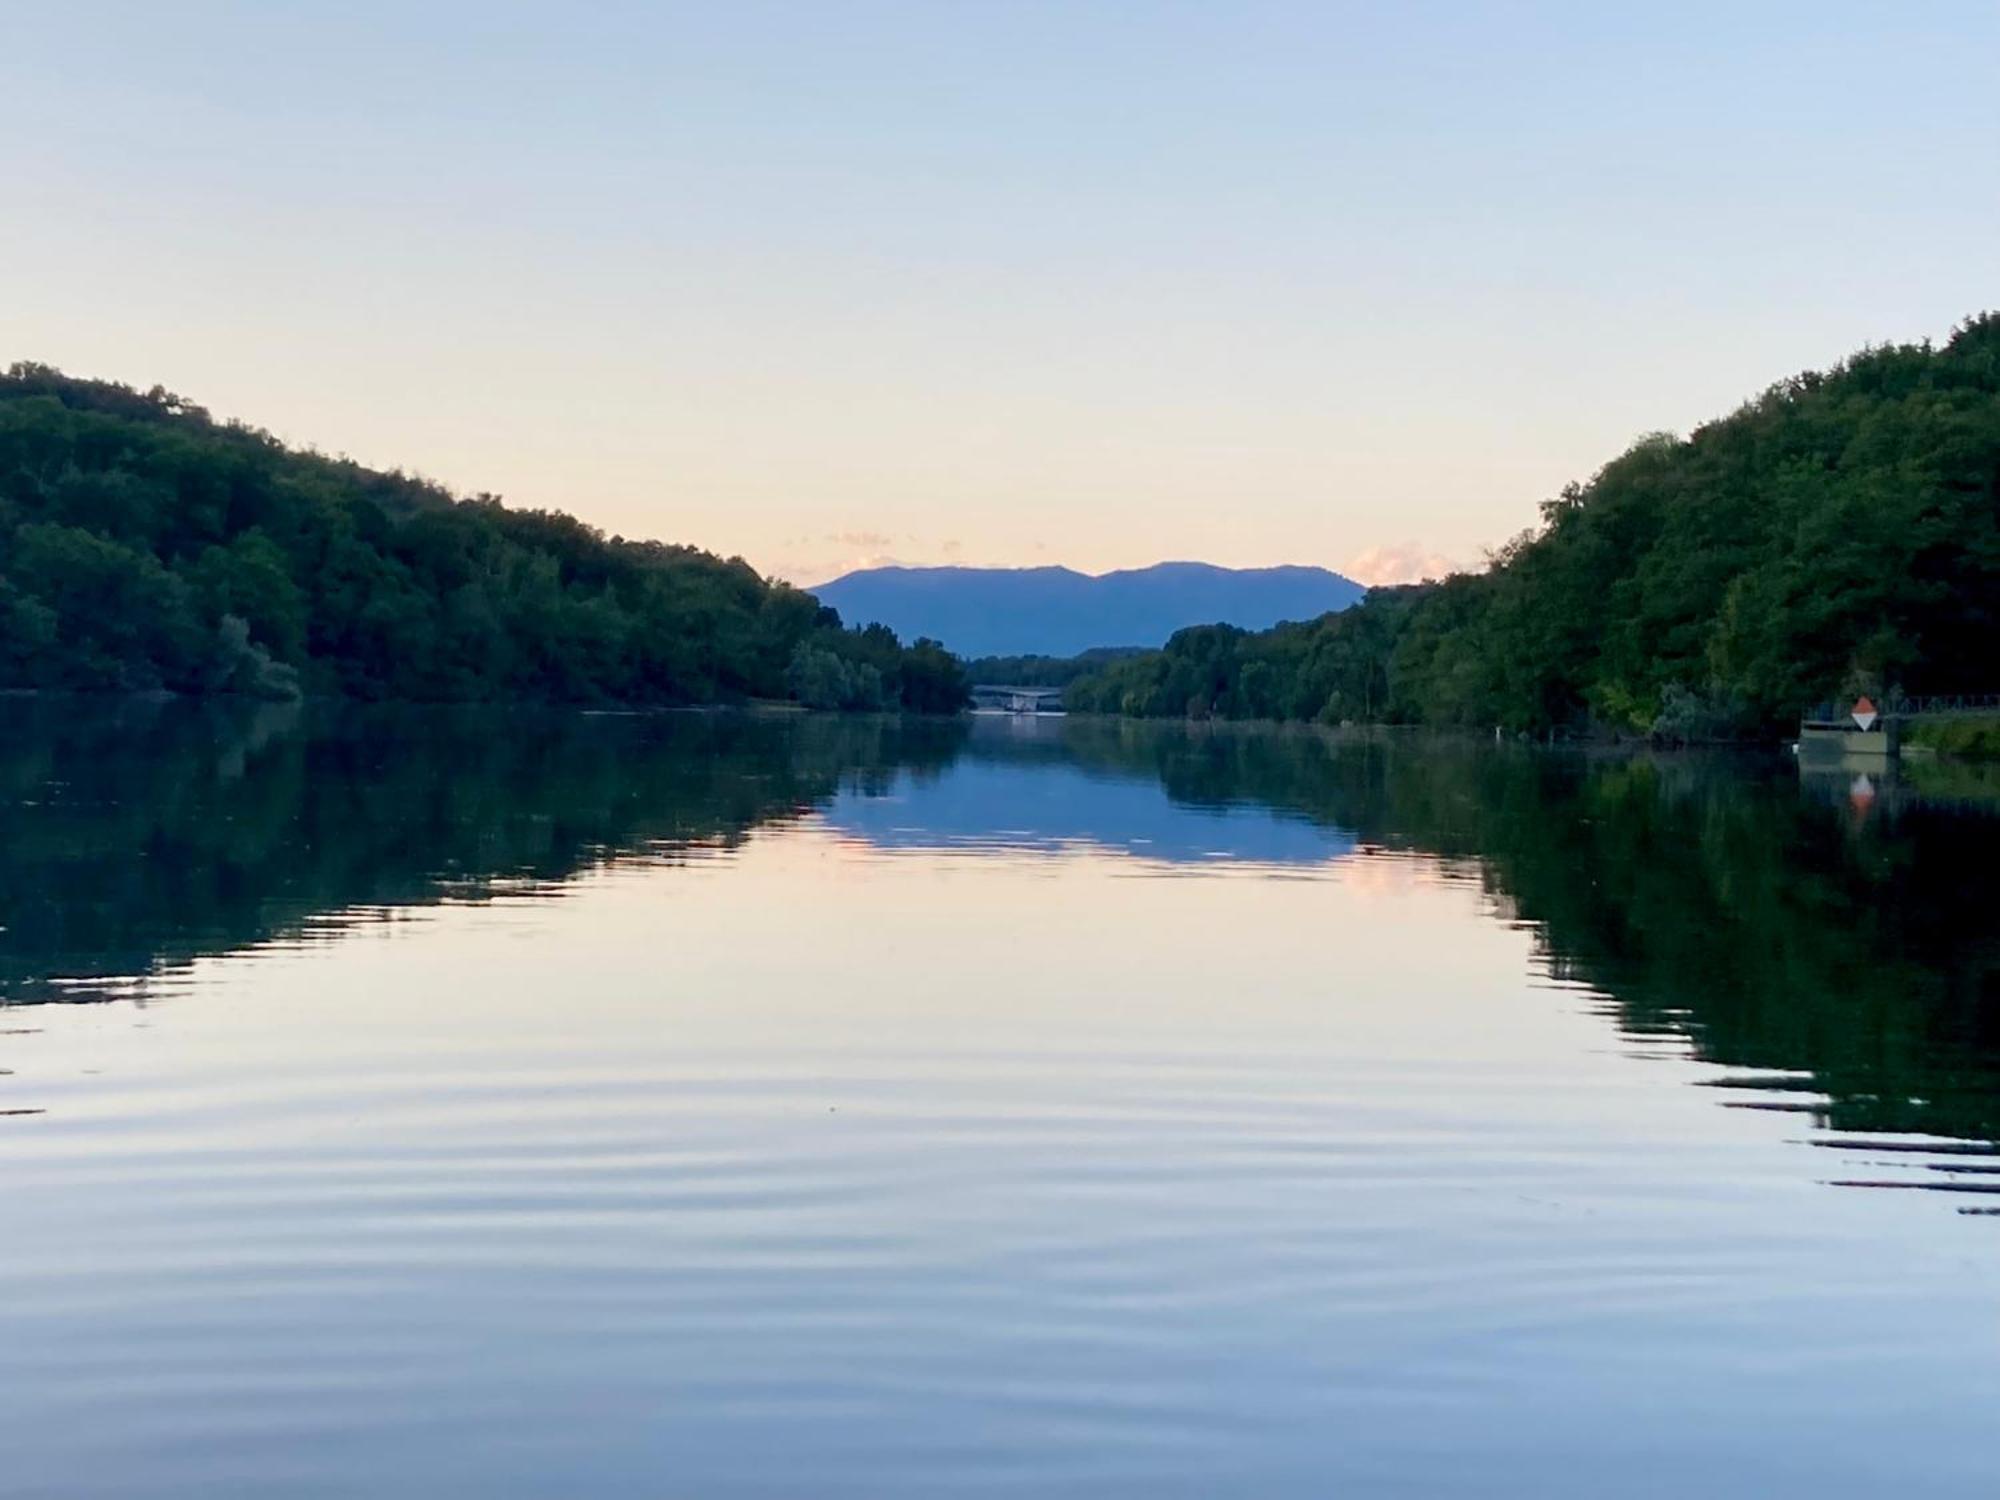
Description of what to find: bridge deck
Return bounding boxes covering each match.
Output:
[969,684,1065,713]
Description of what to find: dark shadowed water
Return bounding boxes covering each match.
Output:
[4,700,2000,1497]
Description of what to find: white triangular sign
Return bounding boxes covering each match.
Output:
[1851,696,1878,732]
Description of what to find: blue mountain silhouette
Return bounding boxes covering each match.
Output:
[810,561,1364,658]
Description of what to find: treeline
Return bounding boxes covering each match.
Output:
[0,365,968,710]
[962,646,1149,686]
[1070,316,2000,736]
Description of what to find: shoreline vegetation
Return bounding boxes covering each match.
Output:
[9,314,1996,740]
[1066,316,2000,744]
[0,366,969,713]
[1907,716,2000,762]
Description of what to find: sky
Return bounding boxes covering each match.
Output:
[3,2,1995,587]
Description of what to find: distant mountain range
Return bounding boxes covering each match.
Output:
[809,562,1366,659]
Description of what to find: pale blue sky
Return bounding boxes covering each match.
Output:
[4,2,1994,583]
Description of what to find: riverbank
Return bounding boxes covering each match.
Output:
[1907,717,2000,762]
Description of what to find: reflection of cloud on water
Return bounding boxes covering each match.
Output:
[822,760,1357,867]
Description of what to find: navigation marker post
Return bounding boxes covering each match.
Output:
[1797,694,1895,764]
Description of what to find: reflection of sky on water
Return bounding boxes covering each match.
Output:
[13,707,2000,1497]
[824,758,1357,865]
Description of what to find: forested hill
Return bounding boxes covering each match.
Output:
[0,366,967,710]
[1069,316,2000,736]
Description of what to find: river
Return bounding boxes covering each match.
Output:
[3,700,1998,1496]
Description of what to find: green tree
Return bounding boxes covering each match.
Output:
[1072,315,2000,737]
[0,365,971,712]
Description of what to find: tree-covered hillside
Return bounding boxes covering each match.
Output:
[0,365,968,710]
[1070,316,2000,736]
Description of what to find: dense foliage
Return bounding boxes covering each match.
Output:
[1070,317,2000,735]
[962,647,1149,686]
[1908,717,2000,762]
[0,365,968,710]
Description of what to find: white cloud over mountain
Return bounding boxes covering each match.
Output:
[1344,543,1458,587]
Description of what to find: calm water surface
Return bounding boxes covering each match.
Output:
[4,701,2000,1497]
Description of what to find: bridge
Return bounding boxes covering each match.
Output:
[969,684,1065,714]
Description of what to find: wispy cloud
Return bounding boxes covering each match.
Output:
[1345,542,1458,587]
[774,528,948,587]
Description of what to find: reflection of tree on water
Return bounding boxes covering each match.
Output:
[1051,721,2000,1171]
[7,704,2000,1186]
[0,699,965,1002]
